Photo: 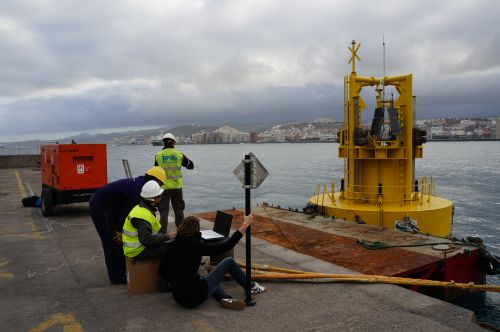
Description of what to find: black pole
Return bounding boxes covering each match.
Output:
[244,154,256,305]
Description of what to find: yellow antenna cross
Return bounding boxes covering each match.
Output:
[348,40,361,74]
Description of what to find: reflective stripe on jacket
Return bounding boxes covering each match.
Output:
[155,148,184,189]
[122,205,161,257]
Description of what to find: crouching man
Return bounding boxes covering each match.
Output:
[122,180,172,260]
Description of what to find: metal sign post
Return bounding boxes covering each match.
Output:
[243,154,255,306]
[233,152,268,306]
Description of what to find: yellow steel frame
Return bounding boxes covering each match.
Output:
[309,41,453,238]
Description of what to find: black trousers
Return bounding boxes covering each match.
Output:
[158,188,185,231]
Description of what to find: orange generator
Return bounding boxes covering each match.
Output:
[40,144,108,216]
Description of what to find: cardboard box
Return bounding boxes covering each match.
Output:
[126,257,160,294]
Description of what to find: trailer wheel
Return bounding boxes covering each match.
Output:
[41,190,54,216]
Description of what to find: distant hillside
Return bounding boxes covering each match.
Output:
[167,125,218,137]
[55,121,309,144]
[221,122,275,133]
[62,128,168,144]
[58,123,272,143]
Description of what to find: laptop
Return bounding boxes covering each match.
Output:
[201,210,233,241]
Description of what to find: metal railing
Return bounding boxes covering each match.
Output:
[313,177,436,205]
[0,141,58,156]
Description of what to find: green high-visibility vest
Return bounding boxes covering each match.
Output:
[122,204,161,258]
[155,148,184,189]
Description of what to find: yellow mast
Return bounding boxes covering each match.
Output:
[309,41,453,238]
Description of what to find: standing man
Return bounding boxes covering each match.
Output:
[90,166,167,284]
[155,133,194,231]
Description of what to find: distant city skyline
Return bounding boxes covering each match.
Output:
[65,116,500,145]
[1,1,499,142]
[1,115,498,144]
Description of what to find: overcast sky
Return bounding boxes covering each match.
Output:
[1,0,499,141]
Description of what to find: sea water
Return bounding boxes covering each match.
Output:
[107,142,499,246]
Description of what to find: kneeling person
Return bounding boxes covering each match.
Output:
[122,180,172,260]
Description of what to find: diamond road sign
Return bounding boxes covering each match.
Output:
[233,152,269,189]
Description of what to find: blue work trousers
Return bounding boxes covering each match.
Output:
[203,257,254,300]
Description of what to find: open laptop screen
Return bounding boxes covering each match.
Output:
[213,210,233,236]
[201,210,233,241]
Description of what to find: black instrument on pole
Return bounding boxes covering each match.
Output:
[233,152,269,306]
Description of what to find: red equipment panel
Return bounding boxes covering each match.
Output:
[40,144,108,190]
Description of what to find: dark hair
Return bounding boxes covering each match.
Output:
[177,216,200,237]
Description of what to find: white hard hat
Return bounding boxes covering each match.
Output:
[140,180,164,199]
[162,133,176,141]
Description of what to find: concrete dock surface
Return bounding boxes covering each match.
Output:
[0,167,485,331]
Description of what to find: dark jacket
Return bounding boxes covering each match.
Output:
[167,231,243,308]
[89,176,147,231]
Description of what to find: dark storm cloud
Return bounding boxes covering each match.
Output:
[0,0,499,141]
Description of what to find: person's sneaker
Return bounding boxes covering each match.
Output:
[219,298,246,311]
[251,282,266,294]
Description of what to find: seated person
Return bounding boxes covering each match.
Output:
[165,214,266,311]
[122,180,172,260]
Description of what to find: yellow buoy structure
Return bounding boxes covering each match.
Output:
[308,40,453,238]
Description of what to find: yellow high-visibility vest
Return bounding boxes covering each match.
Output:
[122,204,161,257]
[155,148,184,189]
